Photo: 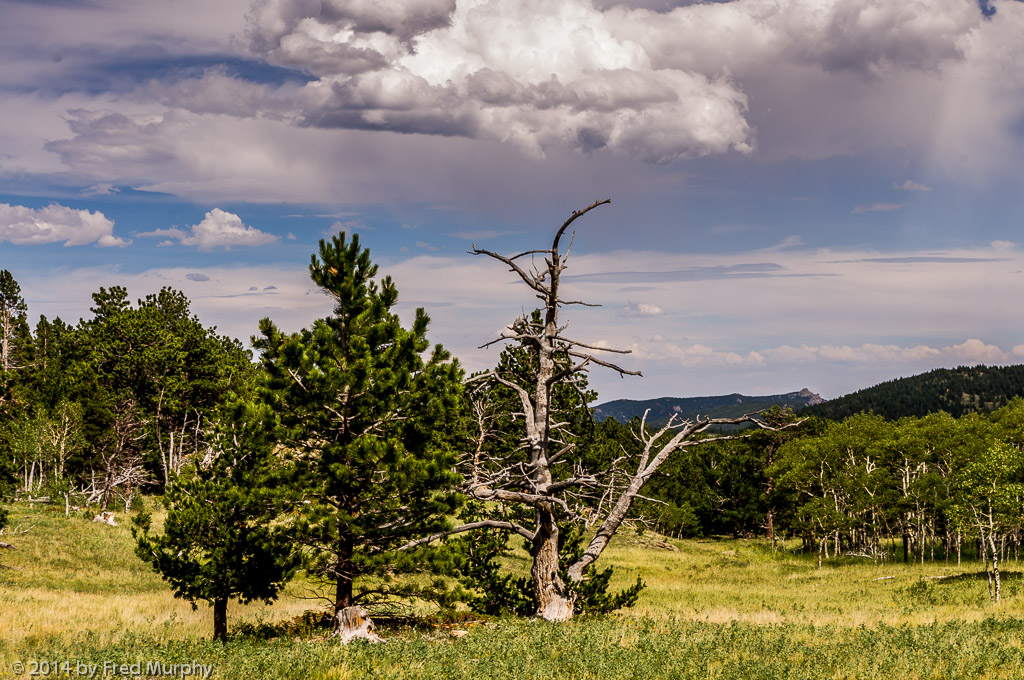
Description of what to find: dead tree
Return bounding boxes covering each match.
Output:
[405,199,796,621]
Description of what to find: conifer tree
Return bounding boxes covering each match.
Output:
[0,270,28,531]
[133,401,296,642]
[254,233,463,616]
[0,270,28,372]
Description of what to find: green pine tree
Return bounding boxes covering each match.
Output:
[254,233,464,615]
[133,401,297,642]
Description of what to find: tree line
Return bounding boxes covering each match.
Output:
[2,202,1024,639]
[636,406,1024,602]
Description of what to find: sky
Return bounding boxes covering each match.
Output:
[2,0,1024,402]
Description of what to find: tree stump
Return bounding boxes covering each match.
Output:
[333,606,385,644]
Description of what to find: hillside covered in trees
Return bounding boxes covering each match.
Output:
[594,389,823,427]
[801,364,1024,421]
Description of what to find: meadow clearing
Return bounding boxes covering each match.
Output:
[3,502,1024,679]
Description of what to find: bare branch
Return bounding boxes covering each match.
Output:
[559,299,602,307]
[399,520,535,551]
[470,245,549,295]
[509,249,554,261]
[552,199,611,254]
[560,337,632,354]
[566,350,641,377]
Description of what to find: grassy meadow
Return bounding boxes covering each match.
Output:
[4,502,1024,679]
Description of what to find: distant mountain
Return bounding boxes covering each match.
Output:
[800,364,1024,421]
[593,388,824,426]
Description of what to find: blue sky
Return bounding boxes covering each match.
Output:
[2,0,1024,401]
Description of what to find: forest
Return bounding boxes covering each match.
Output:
[4,213,1024,646]
[801,364,1024,421]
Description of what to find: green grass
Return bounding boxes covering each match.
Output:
[4,502,1024,679]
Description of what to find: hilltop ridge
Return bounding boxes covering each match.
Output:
[593,388,823,426]
[800,364,1024,420]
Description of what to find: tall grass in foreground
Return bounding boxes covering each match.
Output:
[4,502,1024,678]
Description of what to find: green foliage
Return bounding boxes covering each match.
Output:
[255,233,464,612]
[451,511,644,617]
[632,409,814,539]
[450,526,534,617]
[0,269,29,531]
[13,616,1024,680]
[80,286,255,489]
[559,525,645,615]
[0,269,29,372]
[132,401,298,641]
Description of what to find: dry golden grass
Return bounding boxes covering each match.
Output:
[7,502,1024,679]
[3,500,1023,642]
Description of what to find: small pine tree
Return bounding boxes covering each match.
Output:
[133,401,297,641]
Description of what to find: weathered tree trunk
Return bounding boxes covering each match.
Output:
[532,508,573,621]
[213,597,228,642]
[334,606,385,643]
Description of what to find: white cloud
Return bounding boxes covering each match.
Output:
[13,238,1024,400]
[245,0,753,162]
[0,203,129,247]
[853,202,905,214]
[622,301,665,317]
[21,0,1024,207]
[895,180,932,192]
[137,209,278,251]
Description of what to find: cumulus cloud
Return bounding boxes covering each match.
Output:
[137,209,278,251]
[245,0,753,162]
[0,203,129,247]
[237,0,993,165]
[28,0,1024,202]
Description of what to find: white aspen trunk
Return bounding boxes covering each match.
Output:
[989,533,1001,603]
[980,527,994,600]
